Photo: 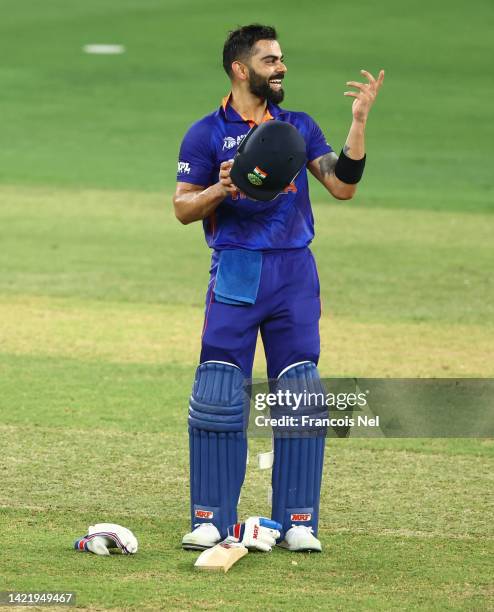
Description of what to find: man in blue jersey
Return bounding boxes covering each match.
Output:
[174,24,384,553]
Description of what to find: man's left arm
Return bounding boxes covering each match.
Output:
[308,69,385,200]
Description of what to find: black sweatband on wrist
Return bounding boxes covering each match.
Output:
[334,149,366,184]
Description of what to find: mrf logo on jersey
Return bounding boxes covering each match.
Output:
[177,161,191,175]
[291,513,312,522]
[195,509,213,519]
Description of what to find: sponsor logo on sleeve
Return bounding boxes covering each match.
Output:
[177,161,191,175]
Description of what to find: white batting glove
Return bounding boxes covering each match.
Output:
[74,523,138,555]
[226,516,281,552]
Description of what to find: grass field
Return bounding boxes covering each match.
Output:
[1,0,493,610]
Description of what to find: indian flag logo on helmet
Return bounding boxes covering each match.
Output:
[247,166,268,186]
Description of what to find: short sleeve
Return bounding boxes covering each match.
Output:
[305,114,333,162]
[176,119,215,186]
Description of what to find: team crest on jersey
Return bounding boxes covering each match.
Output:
[222,134,246,150]
[247,166,268,186]
[222,136,236,151]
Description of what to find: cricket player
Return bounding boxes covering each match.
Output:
[174,24,384,552]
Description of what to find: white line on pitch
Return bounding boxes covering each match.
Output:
[83,44,125,55]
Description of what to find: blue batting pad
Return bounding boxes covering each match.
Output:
[271,361,327,537]
[188,361,248,538]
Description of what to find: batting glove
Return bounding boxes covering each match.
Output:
[74,523,138,555]
[226,516,281,552]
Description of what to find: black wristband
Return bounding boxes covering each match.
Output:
[334,149,366,184]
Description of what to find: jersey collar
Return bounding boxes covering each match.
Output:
[220,93,284,125]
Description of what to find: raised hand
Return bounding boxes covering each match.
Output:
[344,69,385,123]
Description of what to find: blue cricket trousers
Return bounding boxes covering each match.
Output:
[200,247,321,379]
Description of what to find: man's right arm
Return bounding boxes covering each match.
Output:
[173,161,237,225]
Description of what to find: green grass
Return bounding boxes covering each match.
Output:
[0,188,493,610]
[0,0,493,609]
[0,186,492,326]
[1,373,493,610]
[0,0,493,210]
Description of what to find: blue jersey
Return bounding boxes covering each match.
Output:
[176,95,332,250]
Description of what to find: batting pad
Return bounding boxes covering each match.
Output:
[188,361,248,539]
[271,361,327,537]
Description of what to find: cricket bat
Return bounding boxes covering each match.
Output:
[194,541,248,573]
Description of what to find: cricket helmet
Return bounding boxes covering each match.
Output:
[230,120,307,202]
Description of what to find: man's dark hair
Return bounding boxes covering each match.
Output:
[223,24,277,78]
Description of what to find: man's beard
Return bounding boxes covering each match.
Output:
[248,68,285,104]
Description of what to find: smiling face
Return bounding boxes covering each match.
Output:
[243,39,287,103]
